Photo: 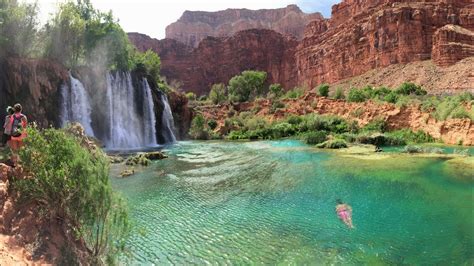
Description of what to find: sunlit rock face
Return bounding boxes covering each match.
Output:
[296,0,474,88]
[165,4,323,48]
[130,0,473,96]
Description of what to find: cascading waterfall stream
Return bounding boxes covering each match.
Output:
[160,93,177,143]
[106,72,159,149]
[61,73,95,136]
[61,71,175,149]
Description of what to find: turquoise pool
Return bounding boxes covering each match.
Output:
[112,140,474,265]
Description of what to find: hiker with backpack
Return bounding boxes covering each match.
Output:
[2,106,14,147]
[9,104,27,165]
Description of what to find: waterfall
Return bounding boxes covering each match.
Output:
[61,73,95,136]
[160,93,177,143]
[106,72,158,149]
[142,78,158,146]
[61,71,173,149]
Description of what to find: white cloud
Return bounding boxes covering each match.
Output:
[28,0,340,39]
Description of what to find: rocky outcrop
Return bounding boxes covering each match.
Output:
[129,30,299,96]
[432,24,474,66]
[296,0,474,88]
[0,58,69,129]
[166,4,322,47]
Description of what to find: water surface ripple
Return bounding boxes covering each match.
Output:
[112,140,474,265]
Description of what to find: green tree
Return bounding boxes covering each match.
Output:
[228,71,267,102]
[16,126,129,263]
[133,49,161,82]
[44,0,134,69]
[318,84,330,97]
[209,83,227,104]
[0,0,39,57]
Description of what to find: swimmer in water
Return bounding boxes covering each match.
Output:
[336,199,354,228]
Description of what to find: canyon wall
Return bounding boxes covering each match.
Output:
[131,1,473,95]
[166,4,322,47]
[129,30,299,96]
[296,0,474,88]
[0,58,69,128]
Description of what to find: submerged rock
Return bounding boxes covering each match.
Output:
[125,151,168,166]
[120,168,135,178]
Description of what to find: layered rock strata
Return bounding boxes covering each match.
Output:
[296,0,474,88]
[166,4,322,47]
[134,1,473,95]
[432,24,474,66]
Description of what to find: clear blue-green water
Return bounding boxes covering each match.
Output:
[112,140,474,265]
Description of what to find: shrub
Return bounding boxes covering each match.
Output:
[268,83,284,99]
[333,87,345,100]
[186,92,197,101]
[189,114,209,140]
[228,71,267,102]
[318,84,330,97]
[395,82,427,96]
[385,129,434,144]
[316,139,348,149]
[384,92,399,104]
[298,114,349,134]
[271,122,296,139]
[303,131,327,145]
[16,126,129,263]
[270,101,285,113]
[362,118,387,133]
[208,119,218,130]
[286,115,303,125]
[450,106,472,120]
[347,88,367,102]
[284,87,305,99]
[209,83,227,105]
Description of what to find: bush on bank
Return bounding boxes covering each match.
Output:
[14,126,129,264]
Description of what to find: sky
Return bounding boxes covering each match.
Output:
[27,0,341,39]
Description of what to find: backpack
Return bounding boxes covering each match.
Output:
[11,114,25,137]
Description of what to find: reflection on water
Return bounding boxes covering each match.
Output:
[112,140,474,265]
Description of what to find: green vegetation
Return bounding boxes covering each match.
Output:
[302,131,327,145]
[283,87,305,99]
[209,83,227,104]
[1,0,166,86]
[421,92,474,121]
[268,83,284,99]
[186,92,197,101]
[333,87,345,100]
[0,0,39,57]
[317,84,330,97]
[14,126,129,264]
[228,71,267,102]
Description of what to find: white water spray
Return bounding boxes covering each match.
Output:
[61,73,95,136]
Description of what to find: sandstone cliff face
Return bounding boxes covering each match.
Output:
[296,0,474,88]
[432,24,474,66]
[129,30,299,96]
[166,4,322,47]
[131,1,473,96]
[0,58,69,128]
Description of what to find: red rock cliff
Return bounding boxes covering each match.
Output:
[129,30,299,96]
[296,0,474,88]
[130,0,473,95]
[165,4,322,47]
